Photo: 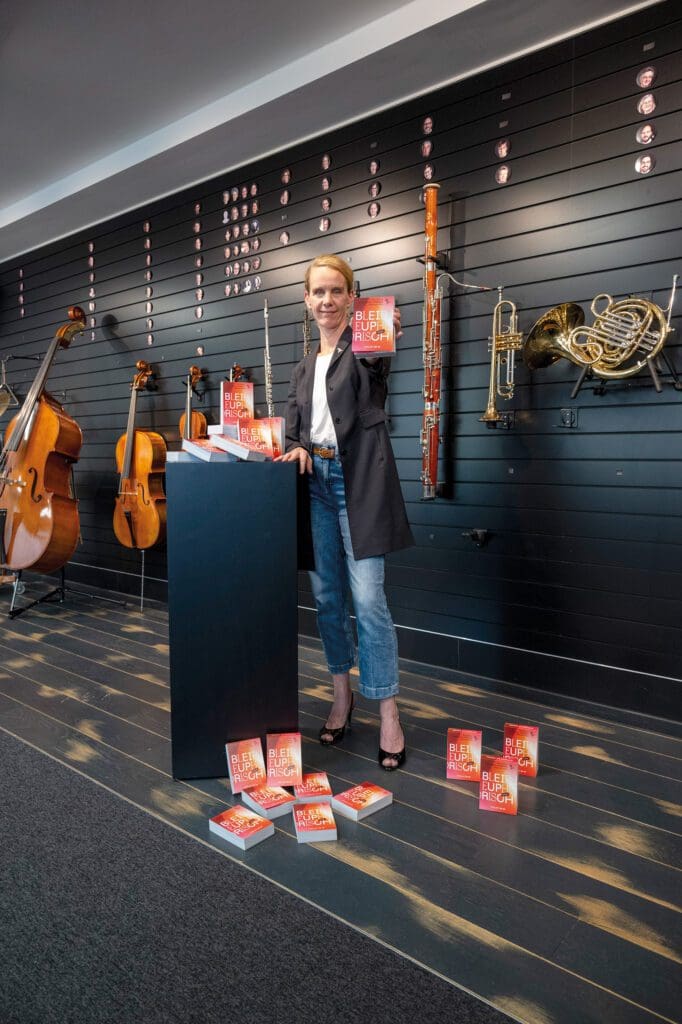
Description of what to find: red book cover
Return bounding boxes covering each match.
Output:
[292,801,337,842]
[294,772,332,803]
[331,781,393,821]
[209,805,274,849]
[241,785,296,819]
[225,737,267,794]
[263,417,285,459]
[221,381,254,425]
[351,296,395,356]
[446,728,482,781]
[266,732,303,787]
[479,755,518,815]
[503,723,539,777]
[238,418,275,459]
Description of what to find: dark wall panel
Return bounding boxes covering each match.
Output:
[2,2,681,721]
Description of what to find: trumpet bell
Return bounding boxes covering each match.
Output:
[523,303,585,370]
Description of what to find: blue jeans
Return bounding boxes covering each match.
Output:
[308,454,399,700]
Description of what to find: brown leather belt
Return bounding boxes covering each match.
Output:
[312,444,336,460]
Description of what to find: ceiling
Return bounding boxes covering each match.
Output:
[1,0,660,263]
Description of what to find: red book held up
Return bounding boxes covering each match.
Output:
[331,781,392,821]
[503,723,539,777]
[241,785,296,819]
[351,297,395,356]
[294,772,332,803]
[293,802,337,842]
[221,381,254,425]
[266,732,303,787]
[225,737,267,794]
[209,805,274,850]
[479,755,519,815]
[446,728,482,781]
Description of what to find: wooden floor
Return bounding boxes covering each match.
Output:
[0,581,680,1024]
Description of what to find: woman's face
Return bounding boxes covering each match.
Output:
[305,267,352,333]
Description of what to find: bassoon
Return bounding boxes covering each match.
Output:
[420,183,441,500]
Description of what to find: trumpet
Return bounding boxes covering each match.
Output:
[480,290,523,424]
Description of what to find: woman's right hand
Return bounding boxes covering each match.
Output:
[276,446,312,474]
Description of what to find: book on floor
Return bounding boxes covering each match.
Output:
[241,785,296,819]
[294,772,332,803]
[221,380,254,425]
[225,737,267,794]
[478,755,518,815]
[503,723,539,777]
[351,296,396,356]
[266,732,302,787]
[181,438,236,462]
[331,781,393,821]
[446,728,482,781]
[209,805,274,849]
[293,802,338,842]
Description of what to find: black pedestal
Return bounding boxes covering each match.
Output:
[166,462,299,779]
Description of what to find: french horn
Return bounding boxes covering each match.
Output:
[524,277,678,379]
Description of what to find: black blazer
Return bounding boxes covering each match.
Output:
[285,327,414,565]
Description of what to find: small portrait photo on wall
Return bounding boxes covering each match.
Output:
[637,93,657,116]
[636,123,656,145]
[636,66,656,89]
[635,153,655,175]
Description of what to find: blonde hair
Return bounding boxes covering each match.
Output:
[304,254,354,294]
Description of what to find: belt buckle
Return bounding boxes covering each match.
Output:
[314,444,335,460]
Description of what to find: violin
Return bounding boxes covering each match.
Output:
[113,360,167,550]
[0,306,85,574]
[178,365,207,440]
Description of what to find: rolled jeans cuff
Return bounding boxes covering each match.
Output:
[328,658,355,675]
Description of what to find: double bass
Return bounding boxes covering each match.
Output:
[113,361,167,549]
[178,365,207,440]
[0,306,85,574]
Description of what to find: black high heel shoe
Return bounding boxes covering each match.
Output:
[319,693,354,746]
[378,713,406,771]
[378,746,406,771]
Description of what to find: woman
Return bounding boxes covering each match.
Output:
[278,255,413,770]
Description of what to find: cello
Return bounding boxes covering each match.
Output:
[0,306,85,574]
[178,365,207,440]
[113,360,167,549]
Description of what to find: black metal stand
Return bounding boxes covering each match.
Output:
[571,352,681,398]
[8,567,65,619]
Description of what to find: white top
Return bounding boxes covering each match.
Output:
[310,352,337,447]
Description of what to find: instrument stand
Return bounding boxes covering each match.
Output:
[570,351,681,399]
[7,568,65,620]
[140,549,146,612]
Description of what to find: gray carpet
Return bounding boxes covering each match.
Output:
[0,729,513,1024]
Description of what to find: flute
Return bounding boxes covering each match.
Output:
[263,298,274,418]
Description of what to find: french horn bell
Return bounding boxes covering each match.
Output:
[523,303,587,370]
